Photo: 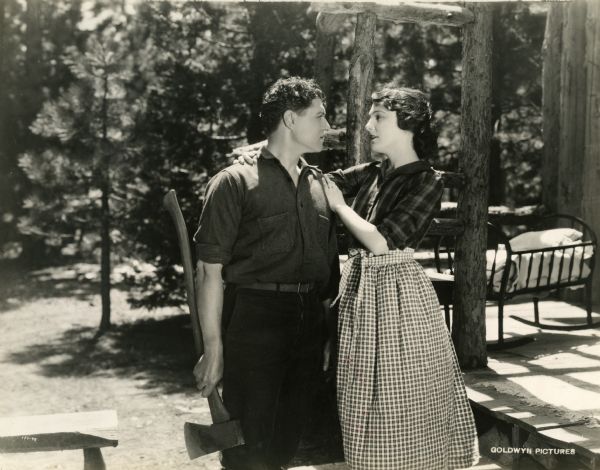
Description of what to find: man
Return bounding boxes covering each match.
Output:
[192,77,338,470]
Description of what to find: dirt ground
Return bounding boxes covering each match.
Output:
[0,262,342,470]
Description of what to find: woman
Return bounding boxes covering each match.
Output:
[323,87,479,470]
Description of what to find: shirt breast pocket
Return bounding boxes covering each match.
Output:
[317,214,330,248]
[258,212,293,254]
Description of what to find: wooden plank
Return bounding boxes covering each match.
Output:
[452,2,493,367]
[467,384,600,465]
[0,410,117,438]
[537,426,600,463]
[439,203,551,226]
[310,2,474,28]
[0,432,118,453]
[346,12,376,166]
[428,217,464,237]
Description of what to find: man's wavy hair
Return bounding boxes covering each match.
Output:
[260,77,325,136]
[371,87,438,160]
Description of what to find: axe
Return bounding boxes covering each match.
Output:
[163,189,244,459]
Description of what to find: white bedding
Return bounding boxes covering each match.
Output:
[485,229,594,293]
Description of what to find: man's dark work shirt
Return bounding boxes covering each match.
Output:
[193,147,339,300]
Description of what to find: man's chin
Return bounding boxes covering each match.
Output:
[370,141,381,153]
[305,143,324,154]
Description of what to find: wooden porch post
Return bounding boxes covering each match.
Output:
[582,0,600,304]
[557,0,587,217]
[542,3,564,214]
[453,3,493,369]
[346,12,376,165]
[315,13,344,117]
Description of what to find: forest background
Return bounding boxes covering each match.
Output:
[0,0,547,328]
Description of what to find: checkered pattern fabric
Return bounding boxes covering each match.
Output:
[337,249,479,470]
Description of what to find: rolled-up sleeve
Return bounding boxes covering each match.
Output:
[193,170,243,264]
[377,171,443,250]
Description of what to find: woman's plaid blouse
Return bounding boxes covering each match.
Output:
[328,159,443,251]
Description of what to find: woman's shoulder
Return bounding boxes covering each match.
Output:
[405,165,444,193]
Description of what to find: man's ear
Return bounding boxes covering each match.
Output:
[282,110,295,130]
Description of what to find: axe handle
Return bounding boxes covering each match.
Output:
[163,190,232,424]
[163,190,204,355]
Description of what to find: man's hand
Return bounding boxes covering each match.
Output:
[321,299,337,381]
[323,338,332,372]
[193,346,224,397]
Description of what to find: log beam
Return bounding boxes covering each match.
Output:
[311,2,474,29]
[453,2,493,369]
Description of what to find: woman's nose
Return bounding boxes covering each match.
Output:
[365,119,374,133]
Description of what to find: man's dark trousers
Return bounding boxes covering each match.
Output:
[220,285,325,470]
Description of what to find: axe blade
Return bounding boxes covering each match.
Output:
[184,420,244,460]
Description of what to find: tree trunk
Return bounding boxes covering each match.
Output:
[346,12,376,165]
[489,3,505,206]
[453,3,493,369]
[99,167,111,332]
[541,3,564,213]
[0,0,7,153]
[557,1,587,216]
[314,15,337,120]
[99,75,111,332]
[582,0,600,304]
[24,0,43,121]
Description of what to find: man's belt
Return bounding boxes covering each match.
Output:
[236,282,316,293]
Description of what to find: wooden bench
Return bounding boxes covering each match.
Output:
[0,410,118,470]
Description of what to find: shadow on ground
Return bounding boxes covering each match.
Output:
[0,262,102,312]
[6,310,346,464]
[1,261,345,464]
[6,314,198,394]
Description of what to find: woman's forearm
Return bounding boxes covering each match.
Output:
[334,204,389,255]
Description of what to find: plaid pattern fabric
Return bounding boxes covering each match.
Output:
[328,160,443,251]
[337,249,479,470]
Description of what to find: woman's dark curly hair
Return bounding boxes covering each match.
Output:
[371,87,438,160]
[260,77,325,136]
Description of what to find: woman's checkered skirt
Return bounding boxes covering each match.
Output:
[336,249,479,470]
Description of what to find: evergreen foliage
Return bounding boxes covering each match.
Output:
[1,1,547,312]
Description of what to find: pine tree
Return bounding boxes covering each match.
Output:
[19,26,137,332]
